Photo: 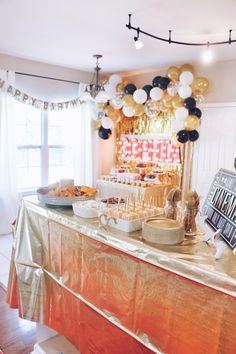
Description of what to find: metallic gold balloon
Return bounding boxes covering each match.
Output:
[110,109,122,122]
[172,96,184,109]
[98,102,107,110]
[106,106,116,118]
[91,120,101,130]
[123,79,132,86]
[116,83,125,92]
[122,94,135,108]
[106,105,114,116]
[162,93,173,108]
[180,64,194,74]
[167,66,180,81]
[172,136,183,147]
[184,115,200,131]
[134,103,145,117]
[191,77,209,94]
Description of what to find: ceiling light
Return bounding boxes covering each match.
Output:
[127,14,235,49]
[134,38,144,50]
[134,27,144,50]
[80,54,109,103]
[202,43,214,64]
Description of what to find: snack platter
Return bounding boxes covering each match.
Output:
[37,184,96,206]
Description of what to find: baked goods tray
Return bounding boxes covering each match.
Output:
[37,186,94,206]
[99,209,163,233]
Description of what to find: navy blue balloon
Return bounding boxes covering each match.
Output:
[152,76,162,87]
[100,126,112,134]
[98,126,112,139]
[189,130,199,142]
[177,130,189,144]
[158,77,171,90]
[124,83,137,95]
[142,85,153,96]
[184,97,196,110]
[189,107,202,119]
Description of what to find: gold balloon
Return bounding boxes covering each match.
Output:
[134,103,145,117]
[180,64,194,74]
[123,79,132,86]
[106,105,115,117]
[116,83,125,92]
[167,66,180,81]
[184,115,200,131]
[162,93,173,108]
[98,102,107,110]
[172,96,183,109]
[122,94,135,108]
[191,77,209,94]
[110,109,122,122]
[165,107,174,114]
[91,120,101,130]
[172,136,183,148]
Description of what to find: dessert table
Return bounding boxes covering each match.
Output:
[7,196,236,354]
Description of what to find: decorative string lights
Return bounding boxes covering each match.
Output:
[126,14,235,63]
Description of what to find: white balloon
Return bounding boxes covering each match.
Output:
[179,71,194,85]
[109,74,122,85]
[174,107,189,121]
[178,85,192,99]
[101,117,113,129]
[171,119,184,132]
[133,89,147,104]
[150,87,163,101]
[104,84,116,98]
[110,96,123,110]
[122,106,134,117]
[167,81,178,96]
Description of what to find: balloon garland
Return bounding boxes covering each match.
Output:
[97,64,209,142]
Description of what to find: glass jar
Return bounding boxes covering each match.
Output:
[164,201,182,221]
[183,207,199,236]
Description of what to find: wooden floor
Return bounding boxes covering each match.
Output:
[0,286,36,354]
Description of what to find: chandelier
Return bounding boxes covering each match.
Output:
[81,54,110,103]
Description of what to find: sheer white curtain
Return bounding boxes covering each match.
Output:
[72,101,96,186]
[0,70,19,235]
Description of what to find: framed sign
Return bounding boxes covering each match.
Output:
[202,169,236,249]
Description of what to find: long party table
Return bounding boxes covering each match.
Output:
[7,196,236,354]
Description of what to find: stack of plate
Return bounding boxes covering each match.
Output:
[142,218,184,245]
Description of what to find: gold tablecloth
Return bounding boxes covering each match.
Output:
[7,197,236,354]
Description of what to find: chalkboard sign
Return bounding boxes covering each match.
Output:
[202,169,236,249]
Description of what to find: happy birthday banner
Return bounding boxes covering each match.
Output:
[0,78,82,110]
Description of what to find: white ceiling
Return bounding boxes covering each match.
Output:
[0,0,236,73]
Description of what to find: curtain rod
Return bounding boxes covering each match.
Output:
[15,71,80,85]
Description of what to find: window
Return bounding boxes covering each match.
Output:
[15,102,77,192]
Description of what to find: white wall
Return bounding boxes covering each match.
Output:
[0,52,92,101]
[192,103,236,198]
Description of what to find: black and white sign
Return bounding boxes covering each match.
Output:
[202,169,236,249]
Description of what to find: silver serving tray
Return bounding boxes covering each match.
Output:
[37,186,95,206]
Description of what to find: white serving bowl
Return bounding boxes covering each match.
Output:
[72,200,103,218]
